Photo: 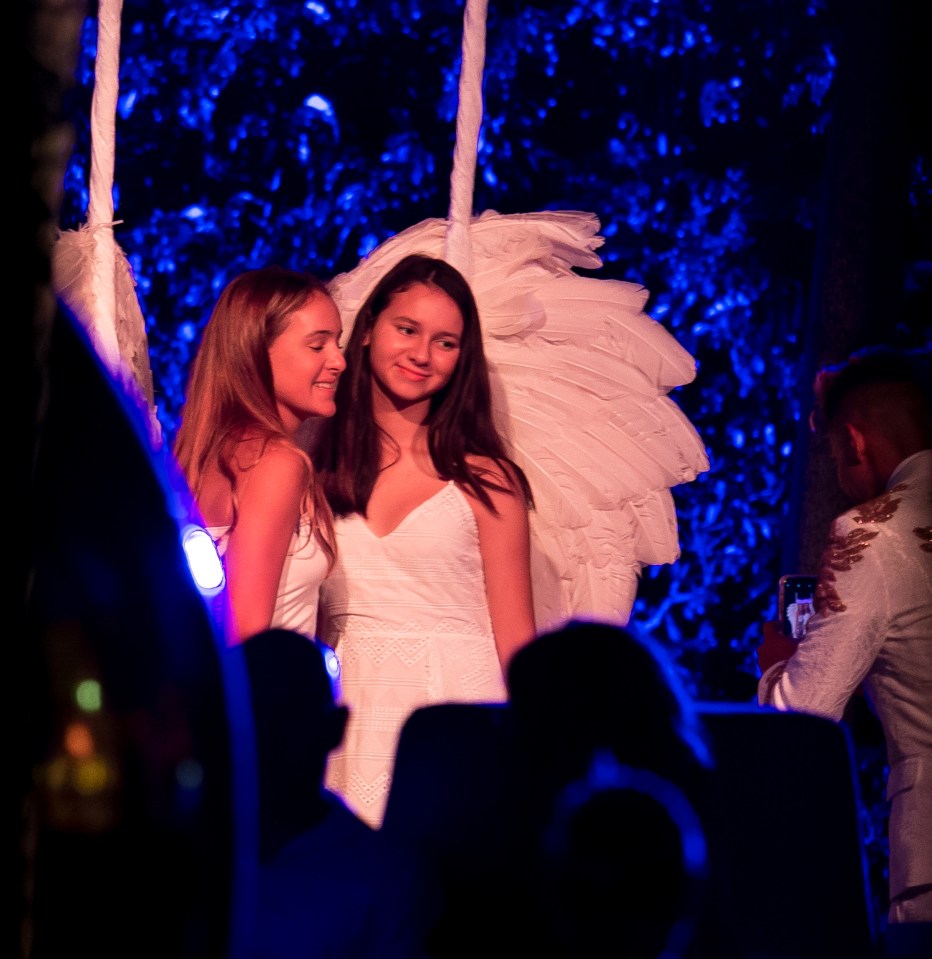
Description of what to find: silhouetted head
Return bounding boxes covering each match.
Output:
[243,629,347,789]
[812,345,932,503]
[537,753,708,959]
[507,618,712,799]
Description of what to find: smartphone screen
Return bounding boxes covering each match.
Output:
[779,575,818,640]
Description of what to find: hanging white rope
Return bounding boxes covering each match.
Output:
[85,0,122,364]
[52,0,159,444]
[444,0,488,278]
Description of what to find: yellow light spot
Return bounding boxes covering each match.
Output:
[74,756,110,795]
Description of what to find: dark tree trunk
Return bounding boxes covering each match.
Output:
[793,0,921,574]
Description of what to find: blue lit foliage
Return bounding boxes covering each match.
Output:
[60,0,842,688]
[60,0,928,919]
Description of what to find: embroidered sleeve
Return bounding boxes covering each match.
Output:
[758,490,903,721]
[915,525,932,554]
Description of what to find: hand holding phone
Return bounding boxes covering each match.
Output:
[778,574,818,640]
[758,620,798,673]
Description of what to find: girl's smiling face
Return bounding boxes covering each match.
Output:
[364,282,464,408]
[268,292,346,432]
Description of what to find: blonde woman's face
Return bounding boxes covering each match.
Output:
[268,293,346,433]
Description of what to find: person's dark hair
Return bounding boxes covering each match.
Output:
[538,754,708,959]
[243,627,339,725]
[315,253,533,516]
[242,628,347,860]
[812,345,932,431]
[507,618,713,795]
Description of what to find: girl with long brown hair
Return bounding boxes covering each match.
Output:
[313,253,536,825]
[174,266,345,643]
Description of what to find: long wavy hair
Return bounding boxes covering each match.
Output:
[173,266,337,568]
[315,253,533,517]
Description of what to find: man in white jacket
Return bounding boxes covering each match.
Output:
[757,346,932,925]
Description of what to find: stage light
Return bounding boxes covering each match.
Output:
[182,525,225,594]
[317,641,342,700]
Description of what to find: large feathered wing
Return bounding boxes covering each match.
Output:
[52,225,155,404]
[329,209,710,631]
[52,223,160,445]
[48,0,161,447]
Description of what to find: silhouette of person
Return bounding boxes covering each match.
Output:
[402,617,717,959]
[507,617,713,821]
[534,751,709,959]
[242,628,440,959]
[502,618,719,958]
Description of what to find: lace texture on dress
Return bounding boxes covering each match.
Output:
[321,483,507,825]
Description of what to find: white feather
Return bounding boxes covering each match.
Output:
[52,224,161,445]
[329,209,710,629]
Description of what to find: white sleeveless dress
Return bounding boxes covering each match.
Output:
[320,481,507,827]
[208,520,328,640]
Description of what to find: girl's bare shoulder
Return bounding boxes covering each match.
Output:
[234,435,308,471]
[251,440,310,480]
[232,439,311,509]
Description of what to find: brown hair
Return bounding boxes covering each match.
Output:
[314,253,533,517]
[173,266,337,567]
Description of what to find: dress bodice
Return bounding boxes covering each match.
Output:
[320,482,506,825]
[322,483,493,641]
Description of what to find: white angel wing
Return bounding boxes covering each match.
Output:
[48,0,161,447]
[52,223,160,444]
[329,209,709,631]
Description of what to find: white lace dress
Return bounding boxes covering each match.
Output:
[320,481,507,826]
